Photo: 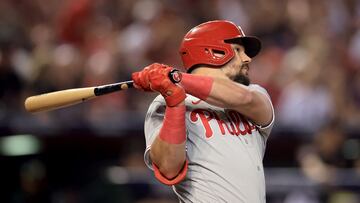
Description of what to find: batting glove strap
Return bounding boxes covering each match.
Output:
[161,82,186,107]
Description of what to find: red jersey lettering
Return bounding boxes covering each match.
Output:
[213,111,236,135]
[190,108,257,138]
[190,109,214,138]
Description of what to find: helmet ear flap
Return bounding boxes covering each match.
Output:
[206,44,234,63]
[180,42,235,71]
[208,48,225,58]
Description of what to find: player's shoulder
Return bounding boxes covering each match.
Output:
[148,95,166,111]
[145,95,166,119]
[249,84,267,92]
[152,94,166,104]
[249,84,271,97]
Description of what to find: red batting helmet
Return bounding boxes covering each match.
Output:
[179,20,261,72]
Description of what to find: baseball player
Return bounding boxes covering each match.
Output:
[132,20,274,203]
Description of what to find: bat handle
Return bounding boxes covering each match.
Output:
[93,69,180,97]
[94,81,134,96]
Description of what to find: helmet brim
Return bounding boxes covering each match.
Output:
[225,36,261,58]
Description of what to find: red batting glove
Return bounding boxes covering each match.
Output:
[148,65,186,107]
[132,65,153,91]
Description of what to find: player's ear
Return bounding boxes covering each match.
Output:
[213,49,226,58]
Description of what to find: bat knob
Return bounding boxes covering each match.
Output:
[168,69,182,84]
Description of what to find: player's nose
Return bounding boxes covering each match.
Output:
[240,51,251,64]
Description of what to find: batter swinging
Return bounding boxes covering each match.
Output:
[132,20,275,203]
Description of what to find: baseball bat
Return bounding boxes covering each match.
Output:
[25,81,134,113]
[24,69,182,113]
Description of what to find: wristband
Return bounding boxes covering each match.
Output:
[181,73,214,100]
[152,160,188,185]
[159,105,186,144]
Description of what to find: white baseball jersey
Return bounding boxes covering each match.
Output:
[144,84,275,203]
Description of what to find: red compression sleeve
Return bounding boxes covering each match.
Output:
[181,73,214,101]
[159,104,186,144]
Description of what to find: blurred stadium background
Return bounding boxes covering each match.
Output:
[0,0,359,202]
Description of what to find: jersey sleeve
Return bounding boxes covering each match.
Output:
[143,96,166,170]
[249,84,275,137]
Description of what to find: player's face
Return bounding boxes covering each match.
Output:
[222,44,251,86]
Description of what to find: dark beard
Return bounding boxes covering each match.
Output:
[234,74,250,86]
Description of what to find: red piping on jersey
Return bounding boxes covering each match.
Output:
[192,99,202,105]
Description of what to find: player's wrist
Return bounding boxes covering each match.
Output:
[171,100,185,107]
[163,85,186,107]
[180,73,214,101]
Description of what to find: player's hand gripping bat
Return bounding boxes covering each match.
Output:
[24,69,182,113]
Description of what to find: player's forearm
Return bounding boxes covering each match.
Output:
[150,137,186,179]
[181,73,272,126]
[150,103,187,179]
[181,73,253,108]
[206,77,253,108]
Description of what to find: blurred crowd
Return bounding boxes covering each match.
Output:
[0,0,360,202]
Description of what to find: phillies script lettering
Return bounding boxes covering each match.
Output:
[190,109,256,138]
